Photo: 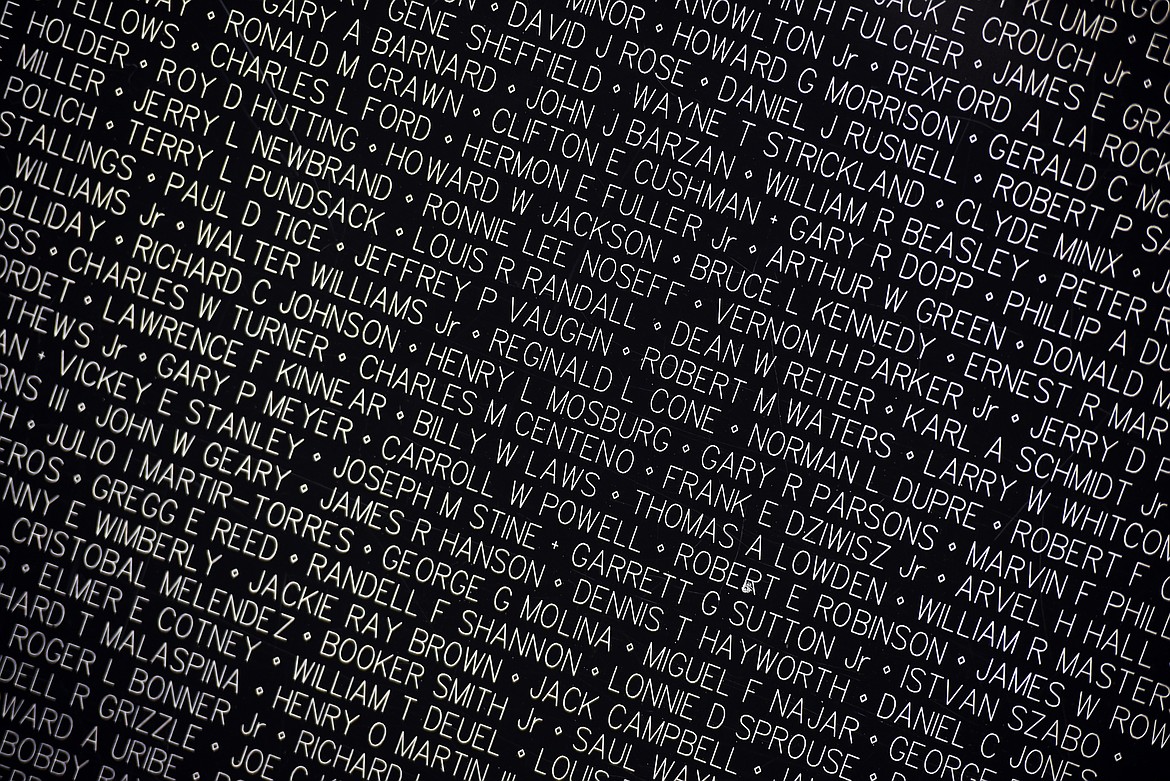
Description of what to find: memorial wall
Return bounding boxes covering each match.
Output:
[1,0,1169,779]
